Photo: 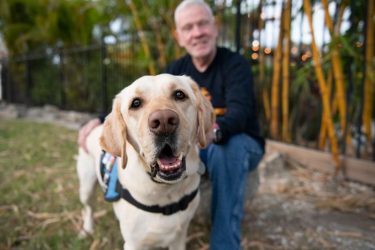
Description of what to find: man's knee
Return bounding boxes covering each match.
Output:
[211,134,263,169]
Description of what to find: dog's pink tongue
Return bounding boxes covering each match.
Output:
[158,157,181,171]
[159,157,179,166]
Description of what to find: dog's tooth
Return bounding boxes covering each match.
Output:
[172,162,179,169]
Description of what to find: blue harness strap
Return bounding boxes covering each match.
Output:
[100,152,121,202]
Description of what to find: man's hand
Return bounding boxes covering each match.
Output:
[206,128,215,145]
[206,123,221,145]
[78,118,101,153]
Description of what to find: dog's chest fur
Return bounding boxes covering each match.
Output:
[111,148,200,248]
[112,191,200,248]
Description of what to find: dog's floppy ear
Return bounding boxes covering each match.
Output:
[184,76,215,148]
[100,97,127,169]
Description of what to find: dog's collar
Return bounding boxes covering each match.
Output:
[121,187,199,215]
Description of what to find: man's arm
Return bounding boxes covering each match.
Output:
[216,56,256,143]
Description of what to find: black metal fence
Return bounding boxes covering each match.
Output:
[0,42,149,114]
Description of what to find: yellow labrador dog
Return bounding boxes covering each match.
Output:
[76,74,214,250]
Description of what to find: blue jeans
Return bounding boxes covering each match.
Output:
[200,134,264,250]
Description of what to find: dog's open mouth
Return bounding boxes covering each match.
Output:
[151,144,186,182]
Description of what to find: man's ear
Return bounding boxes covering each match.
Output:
[174,29,184,47]
[100,97,127,169]
[183,76,215,148]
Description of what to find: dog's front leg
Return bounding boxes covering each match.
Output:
[123,242,145,250]
[168,223,189,250]
[76,149,97,237]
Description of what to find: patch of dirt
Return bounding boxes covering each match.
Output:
[241,153,375,249]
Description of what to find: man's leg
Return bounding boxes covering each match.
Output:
[201,134,263,250]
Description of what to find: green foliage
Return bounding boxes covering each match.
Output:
[0,0,117,54]
[30,59,61,106]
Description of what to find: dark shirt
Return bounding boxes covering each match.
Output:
[165,47,264,150]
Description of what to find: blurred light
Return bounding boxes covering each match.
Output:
[264,48,272,54]
[251,53,259,60]
[291,46,298,55]
[103,58,111,65]
[252,40,260,52]
[356,41,362,47]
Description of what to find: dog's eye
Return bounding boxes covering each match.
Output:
[174,90,186,101]
[130,98,142,109]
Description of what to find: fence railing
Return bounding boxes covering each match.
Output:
[0,42,149,114]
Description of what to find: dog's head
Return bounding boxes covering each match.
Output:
[100,74,215,184]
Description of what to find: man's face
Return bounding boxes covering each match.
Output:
[175,5,218,60]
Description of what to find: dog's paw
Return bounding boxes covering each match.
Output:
[79,208,94,239]
[78,228,93,239]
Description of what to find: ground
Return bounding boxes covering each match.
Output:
[1,103,374,250]
[238,154,375,249]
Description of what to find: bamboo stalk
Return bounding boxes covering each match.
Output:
[282,0,292,142]
[321,0,347,134]
[257,0,268,122]
[263,90,271,122]
[160,1,183,60]
[270,4,284,139]
[303,0,340,170]
[319,71,333,150]
[125,0,156,75]
[141,2,167,70]
[149,18,167,69]
[258,42,265,90]
[363,0,374,140]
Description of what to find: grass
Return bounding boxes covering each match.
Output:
[0,119,211,250]
[0,119,124,250]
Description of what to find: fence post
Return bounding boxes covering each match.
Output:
[59,48,66,109]
[0,62,3,101]
[235,0,242,53]
[24,56,32,106]
[5,59,11,102]
[101,41,108,114]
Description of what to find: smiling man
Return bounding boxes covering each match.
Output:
[165,0,265,249]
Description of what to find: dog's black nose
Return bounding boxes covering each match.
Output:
[148,109,179,135]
